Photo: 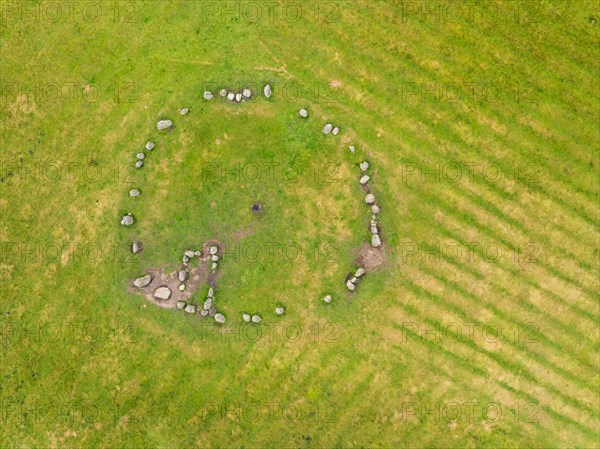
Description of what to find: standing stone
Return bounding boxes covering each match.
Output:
[365,193,376,204]
[360,161,369,171]
[121,214,134,226]
[214,313,225,323]
[183,255,189,263]
[355,268,365,277]
[323,295,332,303]
[243,88,251,98]
[154,286,171,300]
[203,298,212,310]
[133,274,152,288]
[211,255,219,262]
[129,189,141,197]
[200,309,209,316]
[235,93,242,102]
[180,108,189,115]
[177,301,186,310]
[208,287,214,297]
[242,313,251,322]
[211,262,217,270]
[136,153,145,160]
[220,89,227,97]
[145,141,155,151]
[157,120,173,131]
[194,250,201,257]
[210,246,218,255]
[351,277,358,284]
[178,270,188,282]
[348,145,356,153]
[372,234,382,247]
[371,226,378,235]
[372,205,380,214]
[275,307,285,315]
[346,280,355,291]
[179,284,186,291]
[251,315,261,323]
[323,123,333,134]
[264,84,272,98]
[332,127,340,135]
[135,160,144,169]
[204,91,213,100]
[185,304,196,314]
[360,175,370,185]
[227,92,235,101]
[131,241,141,254]
[299,108,308,118]
[184,250,195,258]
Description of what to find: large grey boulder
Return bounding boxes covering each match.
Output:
[133,274,152,288]
[227,92,235,101]
[365,194,376,204]
[251,315,261,323]
[157,119,173,131]
[299,108,308,118]
[355,267,365,277]
[204,91,213,100]
[154,286,171,300]
[203,298,212,310]
[242,313,251,322]
[178,270,188,282]
[121,214,134,226]
[209,246,218,255]
[323,124,333,134]
[372,234,382,247]
[129,189,141,197]
[185,304,196,314]
[360,175,370,185]
[243,88,251,98]
[235,93,242,102]
[332,127,340,135]
[136,153,145,160]
[145,141,155,151]
[214,313,225,323]
[184,250,195,258]
[346,280,355,291]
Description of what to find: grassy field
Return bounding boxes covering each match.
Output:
[1,1,599,448]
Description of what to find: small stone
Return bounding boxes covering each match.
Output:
[154,286,171,300]
[136,153,145,160]
[211,255,219,262]
[323,295,332,303]
[130,241,141,254]
[323,123,333,134]
[120,214,134,226]
[220,89,227,97]
[133,274,152,288]
[360,161,369,171]
[208,287,214,297]
[214,313,225,323]
[184,250,195,258]
[372,214,377,221]
[203,298,212,310]
[200,309,209,316]
[243,88,251,98]
[135,160,144,169]
[210,246,218,255]
[184,304,196,314]
[365,194,376,204]
[145,141,155,151]
[242,313,251,322]
[227,92,235,101]
[176,301,186,310]
[252,315,261,323]
[178,270,188,282]
[360,175,370,185]
[371,226,378,235]
[348,145,356,153]
[194,250,201,256]
[355,268,365,277]
[264,84,272,98]
[209,307,217,317]
[180,108,189,115]
[211,262,217,270]
[157,119,173,131]
[372,205,380,214]
[183,255,189,263]
[275,307,285,315]
[235,93,242,102]
[372,234,382,247]
[346,280,355,291]
[204,91,213,100]
[299,108,308,118]
[129,189,141,197]
[178,284,186,291]
[332,127,339,135]
[351,277,358,284]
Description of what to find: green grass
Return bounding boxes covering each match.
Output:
[1,1,599,448]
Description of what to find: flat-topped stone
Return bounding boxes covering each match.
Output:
[154,286,171,300]
[133,274,152,288]
[157,119,173,131]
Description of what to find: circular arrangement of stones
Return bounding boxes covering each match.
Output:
[122,81,383,321]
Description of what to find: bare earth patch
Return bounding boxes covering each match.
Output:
[354,242,385,271]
